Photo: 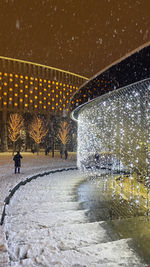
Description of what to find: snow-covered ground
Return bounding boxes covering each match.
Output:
[0,152,76,267]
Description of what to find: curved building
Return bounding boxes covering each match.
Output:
[71,43,150,179]
[0,56,88,151]
[71,42,150,115]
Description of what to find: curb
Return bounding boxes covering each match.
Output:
[0,166,78,225]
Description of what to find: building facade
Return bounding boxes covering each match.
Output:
[0,56,88,151]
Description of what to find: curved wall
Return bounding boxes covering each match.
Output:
[76,78,150,178]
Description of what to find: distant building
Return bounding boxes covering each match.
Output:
[0,57,88,151]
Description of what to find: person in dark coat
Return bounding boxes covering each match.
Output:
[60,148,63,159]
[13,151,23,174]
[64,149,68,160]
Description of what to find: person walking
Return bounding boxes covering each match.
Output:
[64,149,68,160]
[13,151,23,174]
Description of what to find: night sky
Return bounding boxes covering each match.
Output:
[0,0,149,78]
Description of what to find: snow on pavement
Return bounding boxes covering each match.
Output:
[0,152,76,267]
[4,169,146,266]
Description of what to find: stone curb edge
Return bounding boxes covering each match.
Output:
[0,166,78,225]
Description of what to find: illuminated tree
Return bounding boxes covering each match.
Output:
[29,116,48,153]
[8,113,24,154]
[57,121,70,149]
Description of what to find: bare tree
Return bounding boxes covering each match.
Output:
[57,121,70,150]
[29,115,48,153]
[8,113,24,154]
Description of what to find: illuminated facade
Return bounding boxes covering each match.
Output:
[0,56,88,151]
[71,44,150,178]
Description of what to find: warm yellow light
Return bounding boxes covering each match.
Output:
[0,87,1,90]
[25,76,28,79]
[9,78,13,82]
[59,107,62,110]
[63,84,65,87]
[60,91,62,94]
[35,96,38,99]
[30,99,33,103]
[66,100,69,103]
[59,99,62,102]
[0,72,2,75]
[35,87,37,90]
[15,84,18,87]
[44,79,46,83]
[20,89,23,93]
[15,74,18,78]
[30,81,33,85]
[39,83,42,86]
[9,97,12,101]
[9,88,13,91]
[4,73,7,76]
[14,103,18,106]
[48,93,50,96]
[25,103,28,107]
[44,97,46,100]
[63,88,66,91]
[60,83,62,86]
[0,97,2,99]
[4,92,7,95]
[67,92,69,95]
[52,106,55,109]
[4,82,7,86]
[52,81,55,84]
[30,90,33,94]
[63,96,65,99]
[44,106,46,109]
[56,95,58,98]
[35,105,37,108]
[48,102,50,105]
[25,94,28,98]
[20,99,23,102]
[39,101,42,104]
[25,85,28,88]
[66,108,69,111]
[44,88,47,91]
[39,78,42,82]
[70,89,72,92]
[56,103,58,106]
[48,80,51,84]
[4,101,7,105]
[67,85,69,88]
[48,85,51,88]
[39,92,42,95]
[52,89,54,93]
[15,93,18,97]
[35,78,38,81]
[56,82,58,85]
[70,85,72,88]
[20,75,23,79]
[0,77,2,80]
[30,77,34,80]
[52,98,54,101]
[56,86,58,89]
[63,104,65,107]
[20,80,23,83]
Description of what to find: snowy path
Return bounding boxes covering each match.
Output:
[0,153,76,267]
[4,170,146,267]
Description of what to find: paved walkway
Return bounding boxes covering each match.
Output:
[0,152,76,267]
